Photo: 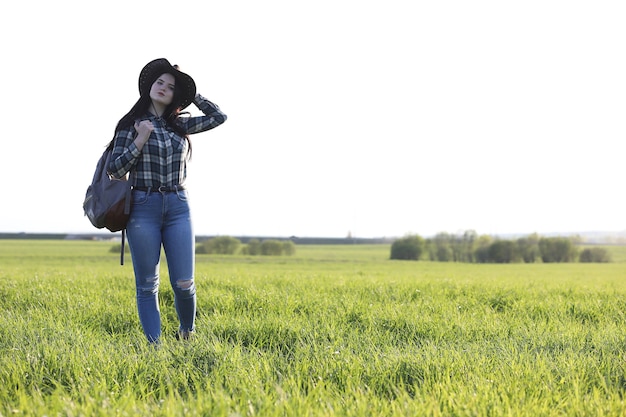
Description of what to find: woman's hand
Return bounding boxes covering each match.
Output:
[133,120,154,150]
[134,120,154,136]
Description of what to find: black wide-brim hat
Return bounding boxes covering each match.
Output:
[138,58,196,110]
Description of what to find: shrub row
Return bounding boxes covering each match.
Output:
[390,232,612,263]
[195,236,295,256]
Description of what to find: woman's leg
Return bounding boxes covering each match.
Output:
[162,190,196,336]
[127,190,164,343]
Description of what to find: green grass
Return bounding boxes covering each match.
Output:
[1,240,626,416]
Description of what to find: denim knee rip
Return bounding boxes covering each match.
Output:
[175,278,195,294]
[138,276,159,294]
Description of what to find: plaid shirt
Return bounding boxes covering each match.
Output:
[108,94,227,187]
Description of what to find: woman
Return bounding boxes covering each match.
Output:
[108,58,227,343]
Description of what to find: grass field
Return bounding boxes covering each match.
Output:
[1,240,626,416]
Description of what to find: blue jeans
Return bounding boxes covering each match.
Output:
[126,188,196,343]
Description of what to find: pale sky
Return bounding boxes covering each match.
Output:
[1,0,624,238]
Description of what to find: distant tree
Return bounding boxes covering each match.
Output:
[429,233,453,261]
[390,235,425,261]
[460,230,478,263]
[538,237,578,263]
[261,240,284,256]
[517,233,540,263]
[579,247,612,263]
[487,240,521,263]
[240,239,295,256]
[427,230,478,262]
[244,239,262,255]
[198,236,241,255]
[282,241,296,256]
[474,235,493,263]
[109,243,130,254]
[435,245,453,262]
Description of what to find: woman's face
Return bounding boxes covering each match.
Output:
[149,73,176,106]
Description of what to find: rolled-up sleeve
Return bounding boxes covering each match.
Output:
[178,94,227,135]
[108,128,141,179]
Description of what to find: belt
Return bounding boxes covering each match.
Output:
[134,185,186,193]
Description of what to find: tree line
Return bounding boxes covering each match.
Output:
[196,236,295,256]
[390,231,612,263]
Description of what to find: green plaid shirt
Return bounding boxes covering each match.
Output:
[108,94,226,187]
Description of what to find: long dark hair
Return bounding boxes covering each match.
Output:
[108,71,191,153]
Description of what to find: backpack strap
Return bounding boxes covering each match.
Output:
[120,229,126,265]
[120,170,136,266]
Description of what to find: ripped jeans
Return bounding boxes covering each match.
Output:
[126,188,196,343]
